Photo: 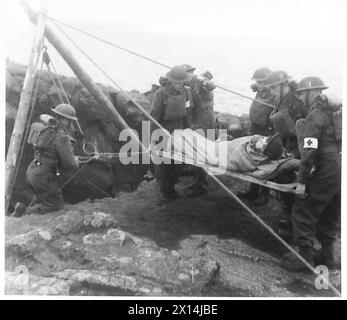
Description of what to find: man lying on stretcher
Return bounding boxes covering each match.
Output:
[160,129,300,178]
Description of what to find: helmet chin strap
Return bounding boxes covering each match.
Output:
[305,91,310,109]
[279,83,284,103]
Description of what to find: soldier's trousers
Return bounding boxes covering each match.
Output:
[292,158,341,248]
[155,161,180,195]
[26,161,64,212]
[190,167,207,191]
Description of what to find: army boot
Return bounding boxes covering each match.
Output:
[285,246,315,273]
[11,202,27,218]
[315,243,337,270]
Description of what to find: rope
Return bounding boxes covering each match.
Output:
[50,19,340,296]
[46,14,276,109]
[45,14,171,69]
[60,158,93,188]
[84,176,113,198]
[49,55,71,104]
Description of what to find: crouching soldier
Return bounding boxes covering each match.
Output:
[151,66,191,200]
[24,104,80,215]
[287,77,341,272]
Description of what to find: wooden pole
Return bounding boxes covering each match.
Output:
[5,7,46,212]
[22,4,141,143]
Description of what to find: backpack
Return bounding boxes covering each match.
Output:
[318,95,342,143]
[27,114,57,150]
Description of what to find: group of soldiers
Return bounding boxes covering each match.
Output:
[151,65,341,272]
[14,63,341,273]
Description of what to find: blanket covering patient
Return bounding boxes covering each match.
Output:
[167,129,299,174]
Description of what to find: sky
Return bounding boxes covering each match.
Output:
[4,0,345,38]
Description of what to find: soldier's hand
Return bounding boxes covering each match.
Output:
[74,155,80,166]
[295,183,306,199]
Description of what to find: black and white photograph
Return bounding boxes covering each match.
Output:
[2,0,345,300]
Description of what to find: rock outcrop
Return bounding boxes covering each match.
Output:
[5,180,341,296]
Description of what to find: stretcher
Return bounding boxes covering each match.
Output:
[154,149,301,195]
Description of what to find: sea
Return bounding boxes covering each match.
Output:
[6,21,343,116]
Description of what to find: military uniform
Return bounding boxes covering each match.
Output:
[270,87,305,158]
[292,95,341,252]
[186,75,217,196]
[151,84,190,197]
[249,88,275,136]
[189,76,217,133]
[26,123,78,213]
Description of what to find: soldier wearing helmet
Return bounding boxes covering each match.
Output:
[238,68,276,204]
[249,67,275,136]
[151,65,191,200]
[286,76,341,272]
[23,103,80,215]
[180,64,217,197]
[264,70,305,158]
[262,70,306,237]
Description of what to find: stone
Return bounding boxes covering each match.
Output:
[38,231,52,241]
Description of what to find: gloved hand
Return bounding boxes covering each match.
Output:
[201,71,213,80]
[295,182,306,199]
[74,155,80,166]
[250,83,258,92]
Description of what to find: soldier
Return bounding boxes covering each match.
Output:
[151,65,191,200]
[287,77,341,272]
[249,67,275,136]
[24,104,80,215]
[263,70,306,236]
[238,67,275,204]
[264,70,305,157]
[181,64,217,197]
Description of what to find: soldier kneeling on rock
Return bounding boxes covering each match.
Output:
[12,104,81,217]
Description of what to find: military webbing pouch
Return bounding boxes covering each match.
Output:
[318,95,342,143]
[162,88,188,121]
[27,121,56,150]
[330,108,342,142]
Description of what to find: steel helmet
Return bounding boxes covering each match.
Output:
[166,66,190,82]
[251,67,271,81]
[51,103,77,121]
[181,64,196,73]
[296,76,329,93]
[264,70,290,87]
[264,133,283,160]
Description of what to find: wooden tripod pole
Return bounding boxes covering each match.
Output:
[22,4,142,142]
[5,6,47,212]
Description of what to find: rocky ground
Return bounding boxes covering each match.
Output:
[5,61,340,297]
[5,176,341,297]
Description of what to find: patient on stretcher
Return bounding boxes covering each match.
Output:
[167,129,300,178]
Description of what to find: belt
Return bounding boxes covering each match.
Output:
[34,154,58,167]
[319,144,339,154]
